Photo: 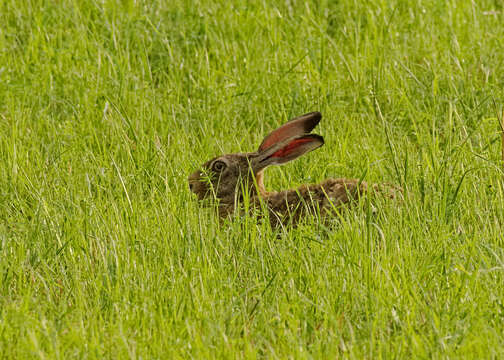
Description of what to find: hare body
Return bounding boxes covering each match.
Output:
[188,112,398,226]
[257,178,370,226]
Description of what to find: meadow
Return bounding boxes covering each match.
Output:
[1,0,504,358]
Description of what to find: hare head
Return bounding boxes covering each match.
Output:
[188,112,324,210]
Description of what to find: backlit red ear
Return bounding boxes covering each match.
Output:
[270,137,317,158]
[256,134,324,167]
[258,112,321,152]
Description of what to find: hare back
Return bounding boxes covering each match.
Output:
[263,178,398,226]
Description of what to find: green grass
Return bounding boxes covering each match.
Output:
[1,0,504,358]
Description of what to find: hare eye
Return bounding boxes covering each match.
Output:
[212,160,226,172]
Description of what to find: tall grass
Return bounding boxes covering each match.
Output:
[1,0,504,358]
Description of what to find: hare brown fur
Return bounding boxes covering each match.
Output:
[188,112,399,226]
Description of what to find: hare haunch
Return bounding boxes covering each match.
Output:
[188,112,398,226]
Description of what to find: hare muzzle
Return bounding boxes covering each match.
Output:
[188,171,208,200]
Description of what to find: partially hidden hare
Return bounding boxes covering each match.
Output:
[188,112,399,226]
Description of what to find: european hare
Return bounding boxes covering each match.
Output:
[189,112,398,226]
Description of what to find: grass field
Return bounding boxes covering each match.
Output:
[1,0,504,358]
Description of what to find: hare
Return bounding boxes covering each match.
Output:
[188,112,399,226]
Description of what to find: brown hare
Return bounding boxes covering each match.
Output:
[188,112,399,226]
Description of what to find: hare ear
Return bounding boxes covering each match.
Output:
[254,134,324,169]
[258,112,322,152]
